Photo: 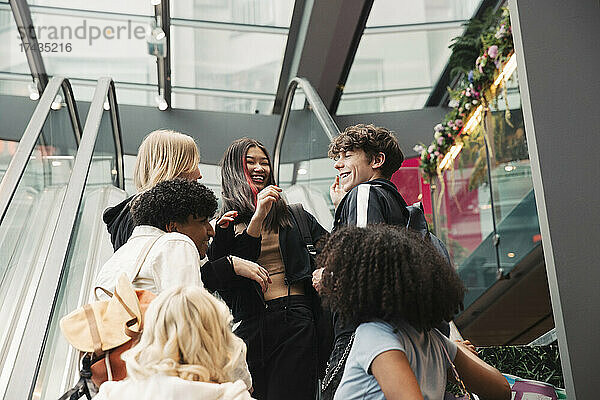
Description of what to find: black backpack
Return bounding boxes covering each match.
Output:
[288,204,334,382]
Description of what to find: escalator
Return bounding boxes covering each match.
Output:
[0,76,341,400]
[0,74,561,397]
[0,77,127,400]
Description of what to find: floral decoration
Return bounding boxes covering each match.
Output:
[417,8,514,181]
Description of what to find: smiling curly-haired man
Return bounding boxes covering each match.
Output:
[316,124,453,400]
[94,179,270,300]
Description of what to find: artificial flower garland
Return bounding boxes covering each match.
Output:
[416,8,514,181]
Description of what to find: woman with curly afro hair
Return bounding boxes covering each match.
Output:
[319,225,510,400]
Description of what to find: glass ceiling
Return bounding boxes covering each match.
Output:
[1,0,483,114]
[337,0,481,115]
[0,0,294,113]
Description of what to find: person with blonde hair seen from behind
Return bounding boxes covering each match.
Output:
[104,129,203,251]
[94,285,254,400]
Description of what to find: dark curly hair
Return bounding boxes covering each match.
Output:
[131,178,218,230]
[328,124,404,178]
[318,225,465,331]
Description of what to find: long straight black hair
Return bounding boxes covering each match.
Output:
[220,137,292,232]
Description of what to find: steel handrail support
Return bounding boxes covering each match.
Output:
[9,0,49,93]
[3,78,113,400]
[273,77,341,183]
[0,77,81,225]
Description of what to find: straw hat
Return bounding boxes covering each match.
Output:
[60,274,143,354]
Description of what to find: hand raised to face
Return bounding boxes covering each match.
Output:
[254,185,282,220]
[329,175,347,209]
[246,185,282,238]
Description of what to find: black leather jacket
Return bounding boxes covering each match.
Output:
[334,178,450,260]
[206,207,328,322]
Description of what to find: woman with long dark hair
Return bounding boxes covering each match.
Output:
[208,138,328,400]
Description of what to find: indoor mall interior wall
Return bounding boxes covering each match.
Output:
[509,0,599,397]
[0,93,447,165]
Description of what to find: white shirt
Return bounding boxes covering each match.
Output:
[94,225,203,298]
[95,376,252,400]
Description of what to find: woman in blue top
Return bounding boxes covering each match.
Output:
[318,225,511,400]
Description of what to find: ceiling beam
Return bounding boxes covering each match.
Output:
[273,0,312,114]
[275,0,373,114]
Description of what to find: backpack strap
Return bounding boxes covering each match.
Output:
[130,234,163,281]
[83,304,103,357]
[94,233,163,301]
[289,203,316,256]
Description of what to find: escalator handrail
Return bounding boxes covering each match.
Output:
[106,79,125,189]
[3,78,115,400]
[0,77,82,225]
[273,77,341,183]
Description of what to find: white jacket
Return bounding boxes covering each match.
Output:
[95,376,253,400]
[94,225,203,298]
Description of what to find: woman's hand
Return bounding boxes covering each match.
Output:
[330,176,346,209]
[456,339,478,357]
[312,268,324,293]
[217,211,238,228]
[247,185,282,237]
[255,185,281,219]
[230,256,272,293]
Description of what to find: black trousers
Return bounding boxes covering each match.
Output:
[234,295,317,400]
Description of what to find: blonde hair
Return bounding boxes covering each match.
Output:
[133,129,200,191]
[122,286,247,383]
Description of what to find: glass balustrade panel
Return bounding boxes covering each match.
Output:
[433,127,497,309]
[487,72,541,275]
[33,108,126,400]
[0,102,78,381]
[278,110,336,231]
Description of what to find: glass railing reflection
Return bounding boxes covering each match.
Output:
[279,110,337,230]
[0,86,79,385]
[432,105,541,309]
[32,90,127,399]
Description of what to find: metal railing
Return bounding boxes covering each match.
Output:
[3,78,122,399]
[272,77,340,183]
[0,77,81,225]
[105,79,125,189]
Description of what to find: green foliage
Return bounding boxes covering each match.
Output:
[447,344,565,395]
[418,7,515,183]
[448,8,502,79]
[478,345,564,389]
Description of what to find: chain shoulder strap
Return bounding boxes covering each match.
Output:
[438,331,472,399]
[321,332,356,391]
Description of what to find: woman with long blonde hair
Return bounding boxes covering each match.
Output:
[104,129,202,251]
[94,286,253,400]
